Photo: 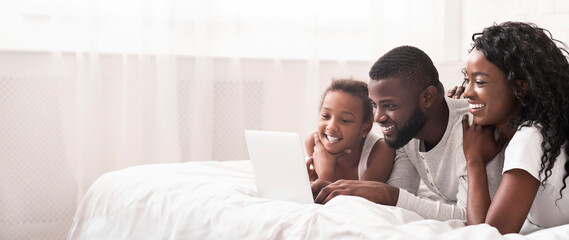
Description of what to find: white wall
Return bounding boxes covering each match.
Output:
[460,0,569,63]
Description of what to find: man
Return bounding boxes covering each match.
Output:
[312,46,504,221]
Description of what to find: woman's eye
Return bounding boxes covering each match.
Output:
[321,114,330,119]
[475,80,486,86]
[462,78,469,87]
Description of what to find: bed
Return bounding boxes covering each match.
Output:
[67,160,569,239]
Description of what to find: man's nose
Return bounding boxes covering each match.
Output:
[374,108,388,123]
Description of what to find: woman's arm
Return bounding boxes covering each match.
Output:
[484,169,539,234]
[462,115,540,234]
[362,139,395,182]
[466,159,491,224]
[461,115,504,225]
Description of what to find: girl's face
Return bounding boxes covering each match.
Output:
[463,49,522,129]
[318,90,371,154]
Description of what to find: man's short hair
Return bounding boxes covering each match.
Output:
[369,46,442,94]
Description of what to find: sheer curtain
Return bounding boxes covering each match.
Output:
[0,0,462,239]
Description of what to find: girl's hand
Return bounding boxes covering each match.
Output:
[461,114,505,165]
[312,133,351,181]
[305,156,318,182]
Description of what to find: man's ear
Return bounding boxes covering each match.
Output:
[420,85,438,108]
[514,79,529,99]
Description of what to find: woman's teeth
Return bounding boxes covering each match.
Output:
[381,125,394,132]
[327,136,340,143]
[470,103,486,109]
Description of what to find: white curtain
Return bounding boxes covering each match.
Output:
[0,0,462,239]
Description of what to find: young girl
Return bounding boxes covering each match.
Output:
[305,79,394,183]
[462,22,569,234]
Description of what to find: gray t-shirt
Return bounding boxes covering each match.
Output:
[386,97,504,222]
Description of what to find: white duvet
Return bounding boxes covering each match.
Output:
[68,160,569,239]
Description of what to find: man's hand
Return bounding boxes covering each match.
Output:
[312,179,399,205]
[447,86,465,99]
[311,179,332,200]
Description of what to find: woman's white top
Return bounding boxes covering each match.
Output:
[504,125,569,233]
[357,132,381,180]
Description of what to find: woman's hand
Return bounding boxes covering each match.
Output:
[311,133,350,181]
[461,114,505,165]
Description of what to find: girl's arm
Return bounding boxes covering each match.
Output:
[304,132,316,157]
[362,139,395,182]
[311,134,340,181]
[305,132,340,182]
[304,133,317,182]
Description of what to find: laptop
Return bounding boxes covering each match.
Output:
[244,130,314,204]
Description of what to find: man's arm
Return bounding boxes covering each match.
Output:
[373,146,468,221]
[394,144,469,222]
[313,174,468,221]
[396,176,467,222]
[314,179,399,205]
[313,148,420,206]
[314,147,468,221]
[386,148,420,194]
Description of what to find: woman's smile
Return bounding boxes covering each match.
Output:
[468,101,486,114]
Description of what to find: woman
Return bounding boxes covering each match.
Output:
[462,21,569,234]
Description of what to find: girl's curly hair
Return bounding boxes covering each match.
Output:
[470,21,569,201]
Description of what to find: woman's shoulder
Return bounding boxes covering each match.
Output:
[504,124,543,178]
[509,124,542,149]
[513,123,542,141]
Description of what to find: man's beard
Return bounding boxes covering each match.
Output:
[385,108,426,149]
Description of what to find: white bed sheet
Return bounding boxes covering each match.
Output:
[67,160,569,239]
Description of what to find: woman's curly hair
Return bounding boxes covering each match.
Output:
[470,21,569,201]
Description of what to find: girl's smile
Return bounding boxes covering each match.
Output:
[318,90,367,154]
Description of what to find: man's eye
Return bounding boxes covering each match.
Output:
[384,104,395,109]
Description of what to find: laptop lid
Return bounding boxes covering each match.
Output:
[244,130,313,204]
